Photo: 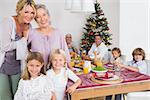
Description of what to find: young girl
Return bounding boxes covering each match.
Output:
[14,52,56,100]
[110,47,126,65]
[116,48,147,74]
[47,49,81,100]
[106,47,126,100]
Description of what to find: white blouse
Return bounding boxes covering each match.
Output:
[88,42,108,60]
[110,55,126,64]
[47,67,79,100]
[127,60,147,75]
[14,75,54,100]
[0,17,28,69]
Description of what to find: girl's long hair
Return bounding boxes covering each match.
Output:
[22,52,46,80]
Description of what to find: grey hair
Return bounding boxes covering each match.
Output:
[35,4,50,16]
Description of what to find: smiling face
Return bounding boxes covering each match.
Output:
[133,54,143,62]
[112,51,120,59]
[95,36,102,46]
[132,48,145,61]
[65,34,72,44]
[27,59,43,78]
[51,54,65,70]
[19,4,35,24]
[35,8,50,28]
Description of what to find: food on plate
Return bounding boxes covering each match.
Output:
[94,59,103,67]
[70,61,75,67]
[92,66,108,73]
[93,67,106,71]
[91,72,119,81]
[92,72,113,78]
[75,60,84,68]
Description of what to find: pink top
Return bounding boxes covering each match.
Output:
[28,28,70,65]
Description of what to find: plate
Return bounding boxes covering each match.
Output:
[105,64,114,68]
[102,75,119,81]
[107,64,114,67]
[91,75,123,84]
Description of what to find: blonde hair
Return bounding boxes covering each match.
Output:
[16,0,36,15]
[22,52,46,80]
[49,49,68,80]
[132,48,145,60]
[48,49,67,69]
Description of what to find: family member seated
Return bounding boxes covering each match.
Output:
[105,47,126,100]
[115,48,147,74]
[110,47,126,64]
[65,33,78,54]
[47,49,81,100]
[88,34,108,61]
[115,48,149,100]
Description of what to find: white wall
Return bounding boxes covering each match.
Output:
[0,1,17,19]
[120,0,150,60]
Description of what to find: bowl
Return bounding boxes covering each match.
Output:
[92,67,108,73]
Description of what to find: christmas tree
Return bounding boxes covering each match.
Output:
[80,1,112,52]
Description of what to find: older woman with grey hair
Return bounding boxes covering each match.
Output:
[28,4,71,67]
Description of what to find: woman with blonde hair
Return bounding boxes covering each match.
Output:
[0,0,36,99]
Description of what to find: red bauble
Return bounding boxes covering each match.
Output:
[89,32,93,35]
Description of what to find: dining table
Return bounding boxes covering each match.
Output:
[69,67,150,100]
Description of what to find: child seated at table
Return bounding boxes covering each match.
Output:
[110,47,126,65]
[47,49,81,100]
[115,48,147,75]
[105,47,125,100]
[115,48,149,100]
[106,48,148,100]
